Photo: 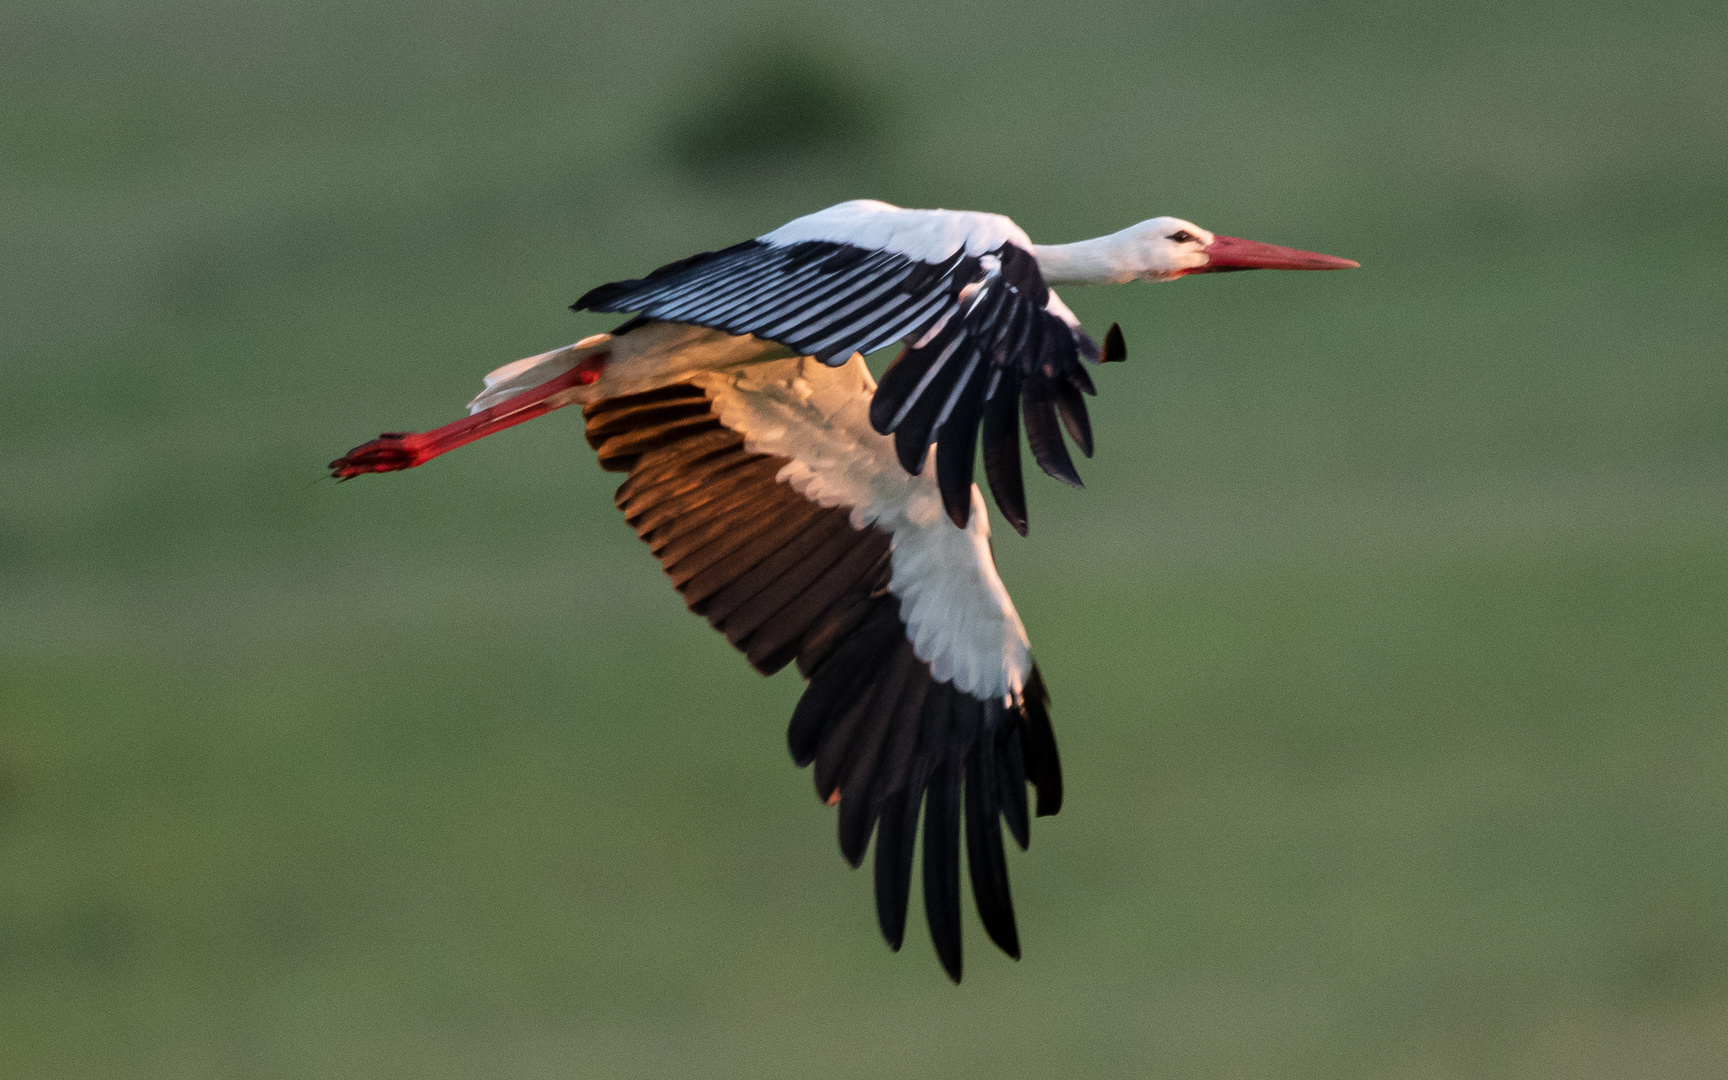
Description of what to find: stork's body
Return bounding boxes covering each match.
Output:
[332,200,1356,980]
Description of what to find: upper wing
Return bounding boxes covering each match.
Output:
[572,201,1101,534]
[580,352,1063,981]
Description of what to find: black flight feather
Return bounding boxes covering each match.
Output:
[890,350,968,475]
[923,755,965,983]
[934,352,989,528]
[874,789,920,950]
[814,686,881,805]
[1066,361,1097,397]
[998,725,1031,850]
[965,737,1021,958]
[875,674,931,808]
[792,566,888,676]
[1022,383,1084,488]
[981,368,1028,535]
[740,535,889,674]
[787,605,898,765]
[837,645,917,866]
[1053,379,1094,459]
[570,239,759,311]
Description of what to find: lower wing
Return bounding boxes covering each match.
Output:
[581,338,1064,982]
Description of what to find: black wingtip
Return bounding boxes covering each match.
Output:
[965,747,1022,961]
[981,369,1030,534]
[837,794,872,869]
[1054,384,1094,459]
[895,426,930,475]
[870,346,921,437]
[1043,462,1085,489]
[874,791,918,952]
[924,762,964,983]
[1102,322,1127,363]
[935,391,985,531]
[1025,396,1085,489]
[999,728,1031,851]
[569,283,618,312]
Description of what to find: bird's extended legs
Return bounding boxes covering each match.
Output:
[330,352,607,479]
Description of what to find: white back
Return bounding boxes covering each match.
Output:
[760,199,1034,264]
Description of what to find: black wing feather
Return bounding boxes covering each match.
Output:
[934,354,989,528]
[965,733,1021,959]
[874,788,920,950]
[923,754,966,982]
[981,368,1029,536]
[836,644,917,866]
[893,344,986,478]
[869,312,961,442]
[1053,379,1094,459]
[998,725,1031,850]
[788,608,891,765]
[1022,382,1084,488]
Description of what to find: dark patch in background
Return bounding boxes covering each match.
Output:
[664,34,888,175]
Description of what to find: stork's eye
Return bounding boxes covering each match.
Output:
[1167,230,1198,244]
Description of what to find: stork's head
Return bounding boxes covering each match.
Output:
[1108,216,1359,281]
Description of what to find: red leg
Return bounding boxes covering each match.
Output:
[330,353,607,479]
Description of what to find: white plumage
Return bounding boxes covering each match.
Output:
[761,199,1033,262]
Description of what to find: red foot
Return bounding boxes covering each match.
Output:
[329,432,435,478]
[330,352,606,480]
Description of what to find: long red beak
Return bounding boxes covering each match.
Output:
[1198,235,1359,273]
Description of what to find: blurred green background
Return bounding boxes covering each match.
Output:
[4,0,1728,1076]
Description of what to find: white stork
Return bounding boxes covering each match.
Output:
[331,199,1356,981]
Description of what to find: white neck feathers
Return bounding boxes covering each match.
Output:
[1030,234,1147,284]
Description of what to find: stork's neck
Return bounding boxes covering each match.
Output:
[1030,232,1145,285]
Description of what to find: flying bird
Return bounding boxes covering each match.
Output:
[331,199,1357,981]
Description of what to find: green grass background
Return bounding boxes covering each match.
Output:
[5,0,1728,1076]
